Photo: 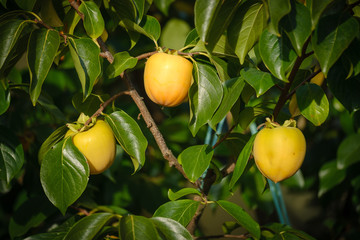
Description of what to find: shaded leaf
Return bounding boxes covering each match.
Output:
[268,0,291,35]
[15,0,36,10]
[120,15,161,44]
[120,215,159,240]
[312,13,358,76]
[336,134,360,170]
[0,79,10,115]
[72,93,109,117]
[178,144,214,183]
[318,160,346,197]
[241,68,277,97]
[0,125,24,184]
[40,138,89,215]
[68,37,101,100]
[154,0,175,16]
[228,0,268,64]
[189,62,223,136]
[39,0,63,27]
[153,199,200,227]
[37,92,67,123]
[105,111,148,173]
[28,29,60,105]
[229,134,256,190]
[168,188,201,201]
[79,0,105,39]
[296,83,329,126]
[106,51,138,78]
[217,200,260,239]
[151,217,193,240]
[308,0,334,29]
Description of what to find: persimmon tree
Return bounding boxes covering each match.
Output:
[1,0,360,239]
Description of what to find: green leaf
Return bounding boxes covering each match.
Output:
[120,215,159,240]
[189,62,223,136]
[312,13,358,76]
[308,0,334,29]
[327,61,360,112]
[151,217,193,240]
[28,29,60,105]
[160,18,191,50]
[0,19,29,70]
[72,93,109,117]
[238,106,270,130]
[15,0,36,10]
[259,29,297,82]
[38,125,68,164]
[296,83,329,126]
[65,213,114,239]
[106,51,138,78]
[241,68,277,97]
[262,222,316,240]
[68,37,101,100]
[111,0,137,22]
[168,188,201,201]
[217,200,260,239]
[105,111,148,173]
[120,15,161,44]
[318,160,346,197]
[280,1,311,56]
[0,0,6,8]
[39,0,63,27]
[9,196,57,238]
[0,79,10,115]
[194,0,241,51]
[79,0,105,39]
[40,138,89,215]
[209,77,245,129]
[336,134,360,170]
[267,0,291,36]
[178,145,214,183]
[229,134,256,191]
[228,0,268,64]
[37,92,67,123]
[153,199,200,227]
[154,0,175,16]
[0,125,25,184]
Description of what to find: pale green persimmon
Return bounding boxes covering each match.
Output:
[253,120,306,183]
[66,120,116,175]
[144,52,193,107]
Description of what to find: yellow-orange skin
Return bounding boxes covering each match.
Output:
[144,52,193,107]
[253,126,306,183]
[66,120,116,175]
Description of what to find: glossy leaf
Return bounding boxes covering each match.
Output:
[327,61,360,112]
[106,51,138,78]
[178,144,214,183]
[229,134,256,191]
[9,196,56,238]
[189,62,223,136]
[0,19,29,70]
[154,0,175,16]
[241,68,277,97]
[259,29,297,82]
[296,83,329,126]
[38,125,68,164]
[120,15,161,44]
[0,125,25,184]
[39,0,63,27]
[65,213,114,239]
[312,13,358,76]
[217,200,261,239]
[133,0,152,23]
[308,0,334,29]
[228,0,267,64]
[68,37,101,100]
[318,160,346,197]
[120,215,159,240]
[0,79,10,115]
[209,77,245,129]
[72,93,109,117]
[267,0,291,35]
[111,0,137,22]
[280,1,311,56]
[28,29,60,105]
[194,0,241,51]
[336,134,360,170]
[151,217,193,240]
[238,106,271,130]
[40,138,89,215]
[79,0,105,39]
[153,199,200,227]
[168,188,201,201]
[105,111,148,173]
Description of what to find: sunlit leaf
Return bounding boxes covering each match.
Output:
[120,15,161,44]
[241,68,277,97]
[0,125,25,184]
[153,199,200,227]
[151,217,193,240]
[336,134,360,170]
[318,160,346,197]
[267,0,291,35]
[106,51,138,78]
[120,215,159,240]
[40,138,89,215]
[105,111,148,173]
[168,188,201,201]
[28,29,60,105]
[79,0,105,39]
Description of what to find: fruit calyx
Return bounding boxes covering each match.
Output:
[263,117,297,129]
[66,113,96,134]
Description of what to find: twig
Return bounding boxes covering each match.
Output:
[212,125,236,149]
[287,68,321,99]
